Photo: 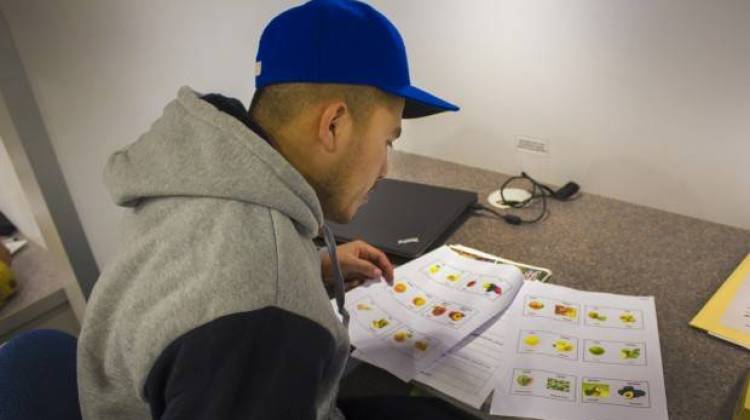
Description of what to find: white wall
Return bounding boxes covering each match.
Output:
[0,134,44,245]
[1,0,748,267]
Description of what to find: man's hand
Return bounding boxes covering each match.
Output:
[321,240,394,291]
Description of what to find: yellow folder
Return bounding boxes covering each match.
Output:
[690,254,750,350]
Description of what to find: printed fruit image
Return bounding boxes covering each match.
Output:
[371,318,390,329]
[583,383,610,398]
[431,305,447,316]
[428,264,442,274]
[446,274,460,282]
[482,282,502,295]
[617,386,646,400]
[393,282,407,293]
[448,311,465,322]
[523,335,540,346]
[393,330,412,343]
[414,340,430,352]
[356,303,372,311]
[553,339,574,353]
[516,374,533,386]
[588,311,607,321]
[620,348,641,359]
[588,346,606,356]
[412,296,427,307]
[546,378,571,392]
[466,280,477,288]
[555,305,577,319]
[620,313,637,324]
[528,301,544,310]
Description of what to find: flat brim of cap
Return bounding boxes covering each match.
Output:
[382,85,459,119]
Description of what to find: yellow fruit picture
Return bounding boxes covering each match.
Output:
[371,318,390,329]
[619,313,637,324]
[446,274,460,282]
[393,330,412,343]
[428,264,441,274]
[448,311,465,322]
[393,282,407,293]
[553,339,574,353]
[523,335,540,346]
[414,340,430,352]
[356,303,372,311]
[412,296,426,307]
[528,301,544,310]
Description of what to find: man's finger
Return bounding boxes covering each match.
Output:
[346,257,383,280]
[357,242,394,284]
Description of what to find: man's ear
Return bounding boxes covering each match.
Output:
[317,101,349,153]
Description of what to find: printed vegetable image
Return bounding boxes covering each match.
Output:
[414,340,430,352]
[555,305,577,319]
[618,386,646,400]
[620,348,641,359]
[546,378,571,392]
[516,374,533,386]
[448,311,465,322]
[553,339,574,353]
[583,383,610,398]
[356,303,371,311]
[393,282,407,293]
[587,311,607,321]
[371,318,390,329]
[431,305,447,316]
[620,313,637,324]
[446,274,460,282]
[482,282,502,295]
[528,301,544,310]
[466,280,477,288]
[393,330,412,343]
[428,264,442,274]
[523,335,540,346]
[588,346,606,356]
[412,296,426,307]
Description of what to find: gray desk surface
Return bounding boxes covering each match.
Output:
[341,151,750,420]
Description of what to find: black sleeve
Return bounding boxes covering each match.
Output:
[144,306,337,420]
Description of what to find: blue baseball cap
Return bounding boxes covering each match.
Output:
[255,0,459,119]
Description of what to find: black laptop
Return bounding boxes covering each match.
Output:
[327,179,478,259]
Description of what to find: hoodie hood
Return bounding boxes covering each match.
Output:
[104,86,323,238]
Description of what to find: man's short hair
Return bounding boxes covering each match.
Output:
[249,83,397,133]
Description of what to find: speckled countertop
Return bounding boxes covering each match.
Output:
[342,151,750,420]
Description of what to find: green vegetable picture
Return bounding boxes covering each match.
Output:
[618,386,646,400]
[583,382,610,398]
[620,348,641,359]
[587,311,607,321]
[588,346,606,356]
[546,378,571,392]
[516,374,533,386]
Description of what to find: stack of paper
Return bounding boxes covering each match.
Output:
[342,245,669,420]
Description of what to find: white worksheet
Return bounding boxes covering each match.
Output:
[345,245,524,381]
[414,312,511,408]
[490,281,669,420]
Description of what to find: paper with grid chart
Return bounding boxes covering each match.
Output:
[490,281,668,420]
[345,245,524,381]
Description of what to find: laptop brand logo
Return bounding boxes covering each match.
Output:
[397,237,420,245]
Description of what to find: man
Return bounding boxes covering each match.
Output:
[78,1,467,419]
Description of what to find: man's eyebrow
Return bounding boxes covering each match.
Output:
[392,126,402,139]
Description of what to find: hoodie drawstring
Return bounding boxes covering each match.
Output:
[321,224,350,327]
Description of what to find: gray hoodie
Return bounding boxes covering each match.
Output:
[77,86,350,419]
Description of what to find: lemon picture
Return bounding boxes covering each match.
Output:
[523,335,540,346]
[553,339,574,353]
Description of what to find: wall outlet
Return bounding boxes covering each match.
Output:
[517,136,549,155]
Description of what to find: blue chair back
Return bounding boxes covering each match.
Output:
[0,329,82,420]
